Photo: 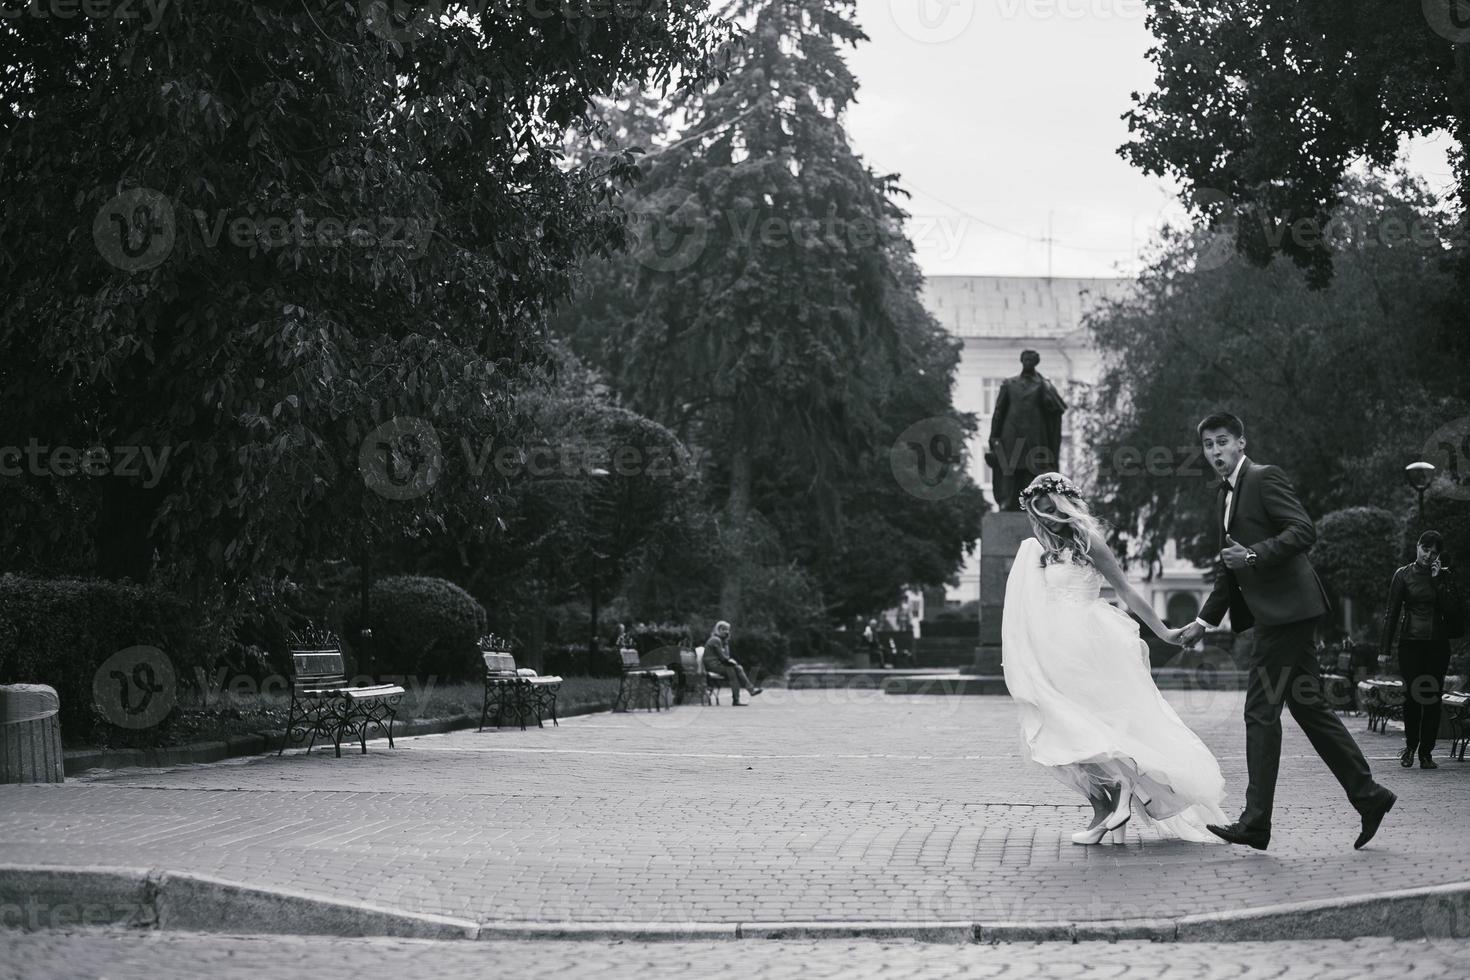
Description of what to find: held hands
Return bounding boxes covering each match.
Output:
[1220,534,1251,571]
[1176,622,1206,646]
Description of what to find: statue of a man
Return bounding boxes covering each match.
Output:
[987,350,1068,511]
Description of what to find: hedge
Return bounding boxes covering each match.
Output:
[0,574,209,744]
[342,575,487,681]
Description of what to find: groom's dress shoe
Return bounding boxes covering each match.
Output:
[1354,791,1396,850]
[1207,821,1270,850]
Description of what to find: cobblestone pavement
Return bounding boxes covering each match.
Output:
[4,932,1469,980]
[1,689,1467,926]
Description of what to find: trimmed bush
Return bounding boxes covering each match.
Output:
[0,575,209,744]
[344,575,487,681]
[1311,507,1402,621]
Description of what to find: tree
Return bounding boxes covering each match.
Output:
[1310,507,1402,627]
[0,1,730,605]
[1084,174,1469,567]
[1122,1,1470,292]
[555,0,984,621]
[392,345,712,664]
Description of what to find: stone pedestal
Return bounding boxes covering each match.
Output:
[972,511,1033,675]
[0,684,64,783]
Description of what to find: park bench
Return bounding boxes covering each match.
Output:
[613,647,676,712]
[1358,678,1405,734]
[1443,691,1470,762]
[478,639,562,731]
[278,628,404,758]
[654,647,726,706]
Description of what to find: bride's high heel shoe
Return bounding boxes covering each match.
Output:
[1105,775,1134,834]
[1070,817,1110,845]
[1108,827,1127,845]
[1071,787,1118,845]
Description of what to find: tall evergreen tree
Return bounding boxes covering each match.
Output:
[557,0,983,621]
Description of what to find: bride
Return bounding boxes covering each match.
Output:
[1002,472,1229,845]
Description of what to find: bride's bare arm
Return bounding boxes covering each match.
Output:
[1084,529,1180,644]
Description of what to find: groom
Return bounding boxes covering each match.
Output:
[1178,413,1395,850]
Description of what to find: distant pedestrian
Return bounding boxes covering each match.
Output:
[1382,531,1467,769]
[864,618,886,668]
[704,621,762,706]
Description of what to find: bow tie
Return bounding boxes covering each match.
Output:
[1219,479,1235,494]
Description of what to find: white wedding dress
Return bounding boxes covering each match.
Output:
[1001,537,1229,842]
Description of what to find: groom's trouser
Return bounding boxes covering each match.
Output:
[1241,615,1382,830]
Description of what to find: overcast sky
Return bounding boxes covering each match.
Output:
[842,0,1458,279]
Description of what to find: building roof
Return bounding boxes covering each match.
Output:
[921,275,1134,340]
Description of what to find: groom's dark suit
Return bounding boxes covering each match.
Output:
[1198,457,1388,831]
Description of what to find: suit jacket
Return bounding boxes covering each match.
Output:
[1380,564,1464,655]
[1198,457,1330,632]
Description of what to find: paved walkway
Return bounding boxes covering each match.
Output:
[1,688,1467,926]
[4,932,1468,980]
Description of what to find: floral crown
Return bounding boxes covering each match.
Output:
[1020,476,1082,502]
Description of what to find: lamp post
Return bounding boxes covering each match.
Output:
[1405,461,1436,527]
[586,467,611,663]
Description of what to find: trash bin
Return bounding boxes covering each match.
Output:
[0,684,64,783]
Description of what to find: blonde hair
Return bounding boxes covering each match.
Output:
[1021,472,1108,566]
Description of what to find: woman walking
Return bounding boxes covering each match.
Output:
[1381,530,1466,769]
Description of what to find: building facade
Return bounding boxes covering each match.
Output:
[921,275,1213,627]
